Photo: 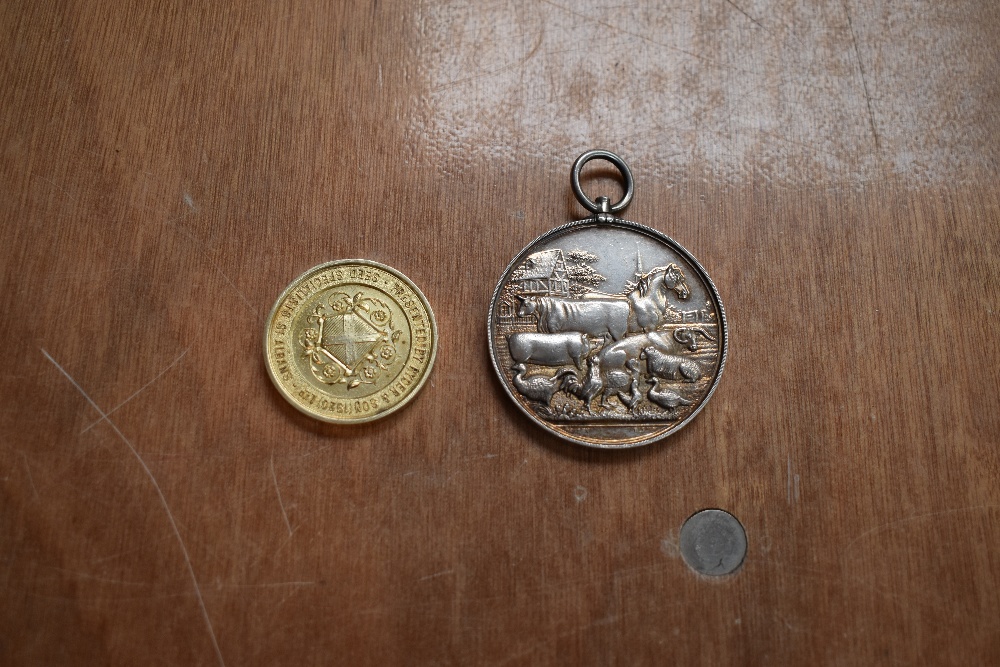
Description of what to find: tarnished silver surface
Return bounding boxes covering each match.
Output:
[487,150,727,448]
[679,509,747,576]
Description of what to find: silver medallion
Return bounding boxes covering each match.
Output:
[487,150,727,448]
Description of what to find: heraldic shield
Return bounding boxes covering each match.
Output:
[299,291,403,389]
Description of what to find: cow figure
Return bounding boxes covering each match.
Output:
[507,332,591,370]
[517,295,630,342]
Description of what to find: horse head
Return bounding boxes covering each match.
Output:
[644,264,690,300]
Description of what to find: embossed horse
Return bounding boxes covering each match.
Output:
[627,264,690,333]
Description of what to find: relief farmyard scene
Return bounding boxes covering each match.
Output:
[490,223,725,446]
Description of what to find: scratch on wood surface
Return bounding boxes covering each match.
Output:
[270,453,294,536]
[35,173,78,202]
[81,348,190,434]
[722,0,765,29]
[44,565,151,587]
[842,0,881,154]
[359,561,688,617]
[19,452,39,501]
[41,348,227,667]
[163,210,256,315]
[163,208,197,230]
[786,456,801,505]
[772,612,811,635]
[418,569,454,582]
[839,504,1000,559]
[539,0,748,75]
[89,549,143,565]
[429,24,544,92]
[215,580,317,589]
[755,556,948,611]
[491,614,632,666]
[212,265,255,313]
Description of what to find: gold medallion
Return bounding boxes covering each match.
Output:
[264,260,437,423]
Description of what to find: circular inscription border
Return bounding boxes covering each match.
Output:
[265,259,437,424]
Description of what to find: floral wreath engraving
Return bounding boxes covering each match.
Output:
[299,291,403,389]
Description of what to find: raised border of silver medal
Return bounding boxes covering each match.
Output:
[487,217,727,448]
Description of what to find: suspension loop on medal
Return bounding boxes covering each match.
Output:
[571,149,635,214]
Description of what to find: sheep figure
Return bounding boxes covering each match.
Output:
[640,346,702,382]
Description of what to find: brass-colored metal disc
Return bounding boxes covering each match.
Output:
[264,260,437,423]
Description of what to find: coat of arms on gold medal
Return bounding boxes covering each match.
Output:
[299,291,403,389]
[265,260,437,424]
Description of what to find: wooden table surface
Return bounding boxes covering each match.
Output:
[2,1,998,664]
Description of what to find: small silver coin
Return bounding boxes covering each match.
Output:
[487,150,727,448]
[679,509,747,576]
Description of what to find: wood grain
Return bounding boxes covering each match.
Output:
[2,0,998,664]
